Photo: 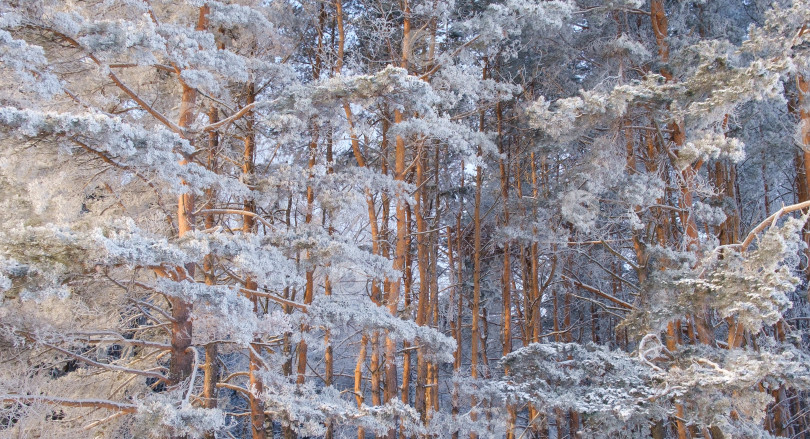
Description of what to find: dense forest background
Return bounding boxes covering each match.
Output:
[1,0,810,438]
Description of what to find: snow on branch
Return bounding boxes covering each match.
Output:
[0,395,137,413]
[308,295,456,362]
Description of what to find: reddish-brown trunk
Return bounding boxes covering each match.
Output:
[169,0,206,381]
[415,141,430,420]
[355,333,368,439]
[469,60,487,439]
[297,124,319,385]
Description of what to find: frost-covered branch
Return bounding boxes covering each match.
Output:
[200,102,259,132]
[21,334,167,381]
[72,332,171,351]
[241,286,307,311]
[32,25,185,135]
[740,200,810,251]
[128,298,177,324]
[198,209,274,229]
[0,395,137,413]
[562,275,636,310]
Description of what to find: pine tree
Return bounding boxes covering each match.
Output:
[2,1,810,438]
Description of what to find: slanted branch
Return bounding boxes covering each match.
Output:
[740,200,810,251]
[562,275,637,310]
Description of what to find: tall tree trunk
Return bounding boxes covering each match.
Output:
[385,5,411,437]
[650,4,689,437]
[415,141,431,421]
[468,58,488,439]
[530,154,544,344]
[324,128,335,439]
[400,203,414,439]
[168,4,210,389]
[202,104,220,439]
[296,123,319,386]
[242,81,267,439]
[355,333,369,439]
[496,97,517,439]
[794,75,810,279]
[297,4,326,387]
[373,117,391,411]
[429,144,442,416]
[337,0,386,413]
[798,75,810,201]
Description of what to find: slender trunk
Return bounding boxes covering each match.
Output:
[452,160,466,439]
[170,111,195,386]
[530,155,543,344]
[415,142,430,421]
[384,7,410,438]
[334,0,345,75]
[202,104,220,431]
[373,120,390,408]
[552,288,560,342]
[324,129,335,439]
[798,75,810,197]
[469,60,486,439]
[794,75,810,279]
[355,333,369,439]
[651,5,695,437]
[240,82,267,439]
[401,203,414,433]
[297,8,326,385]
[450,229,462,439]
[497,99,514,439]
[429,143,442,416]
[296,123,319,385]
[521,247,531,347]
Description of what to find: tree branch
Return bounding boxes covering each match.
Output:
[0,395,137,413]
[71,331,172,351]
[198,209,274,229]
[201,102,259,132]
[38,26,185,136]
[740,200,810,251]
[20,333,167,381]
[561,275,637,310]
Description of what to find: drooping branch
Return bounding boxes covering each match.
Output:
[740,200,810,251]
[198,209,274,230]
[201,102,259,132]
[216,382,251,398]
